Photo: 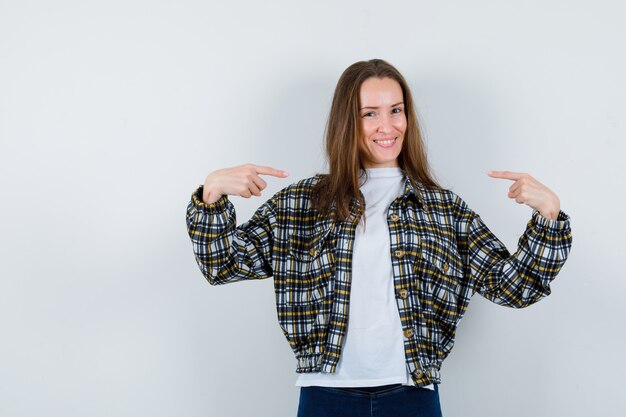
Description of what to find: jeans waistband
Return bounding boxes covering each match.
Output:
[330,383,404,395]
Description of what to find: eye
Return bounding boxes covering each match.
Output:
[392,107,404,114]
[363,111,375,118]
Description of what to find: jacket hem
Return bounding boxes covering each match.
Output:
[294,352,442,388]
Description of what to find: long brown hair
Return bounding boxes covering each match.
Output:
[311,58,442,223]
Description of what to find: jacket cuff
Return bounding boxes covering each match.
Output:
[531,209,570,232]
[191,185,230,214]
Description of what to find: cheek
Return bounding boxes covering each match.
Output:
[358,135,371,154]
[361,120,376,136]
[393,118,407,132]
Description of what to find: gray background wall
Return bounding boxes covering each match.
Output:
[1,0,624,416]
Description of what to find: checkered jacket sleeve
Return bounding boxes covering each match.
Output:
[185,185,278,285]
[454,195,573,308]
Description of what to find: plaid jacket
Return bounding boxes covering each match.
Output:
[185,173,573,387]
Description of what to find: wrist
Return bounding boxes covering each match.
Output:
[203,185,224,205]
[539,208,559,221]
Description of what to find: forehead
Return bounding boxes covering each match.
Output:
[359,77,403,105]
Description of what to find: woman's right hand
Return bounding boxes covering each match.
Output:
[202,163,290,205]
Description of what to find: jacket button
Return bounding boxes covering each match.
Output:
[413,369,424,379]
[403,328,414,338]
[309,247,317,257]
[390,214,400,222]
[394,249,405,258]
[442,262,449,273]
[399,289,408,299]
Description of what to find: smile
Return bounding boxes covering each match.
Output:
[373,138,397,148]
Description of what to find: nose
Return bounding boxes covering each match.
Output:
[377,113,392,133]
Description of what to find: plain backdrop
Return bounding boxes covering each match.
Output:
[1,1,624,416]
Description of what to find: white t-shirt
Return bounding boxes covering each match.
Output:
[296,166,434,390]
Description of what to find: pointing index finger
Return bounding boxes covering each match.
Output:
[254,165,290,178]
[487,170,523,181]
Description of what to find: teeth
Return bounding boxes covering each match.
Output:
[374,139,395,145]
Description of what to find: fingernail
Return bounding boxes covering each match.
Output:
[486,170,493,175]
[282,171,289,176]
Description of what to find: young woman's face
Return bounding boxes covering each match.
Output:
[358,77,407,169]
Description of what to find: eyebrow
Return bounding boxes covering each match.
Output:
[359,101,404,110]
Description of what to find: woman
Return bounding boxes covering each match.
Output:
[186,59,572,417]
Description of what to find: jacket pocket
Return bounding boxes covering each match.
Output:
[285,223,336,306]
[279,302,325,352]
[416,236,464,326]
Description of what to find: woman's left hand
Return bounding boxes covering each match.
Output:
[487,170,561,220]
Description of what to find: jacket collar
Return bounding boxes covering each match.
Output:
[402,172,427,209]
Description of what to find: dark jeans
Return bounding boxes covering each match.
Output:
[297,383,443,417]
